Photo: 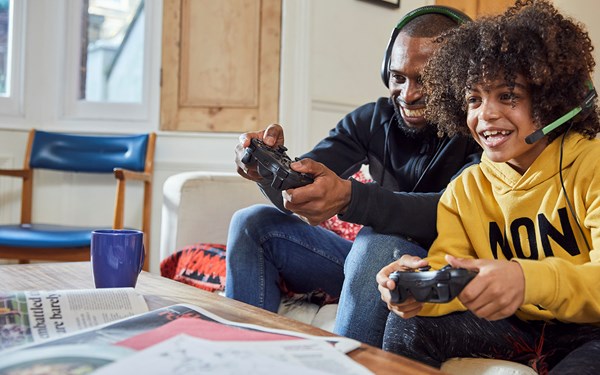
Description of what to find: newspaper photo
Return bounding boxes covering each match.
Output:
[0,288,148,352]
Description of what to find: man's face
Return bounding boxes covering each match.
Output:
[388,32,437,132]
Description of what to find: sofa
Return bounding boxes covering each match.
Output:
[159,171,339,330]
[160,171,538,375]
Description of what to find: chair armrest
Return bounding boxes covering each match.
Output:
[0,168,33,223]
[159,171,269,261]
[0,169,31,178]
[112,168,152,230]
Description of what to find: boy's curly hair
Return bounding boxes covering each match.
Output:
[423,0,599,142]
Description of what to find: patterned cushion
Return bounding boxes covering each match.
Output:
[160,243,226,293]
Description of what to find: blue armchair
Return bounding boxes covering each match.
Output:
[0,129,156,270]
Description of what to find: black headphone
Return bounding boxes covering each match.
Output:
[381,5,471,88]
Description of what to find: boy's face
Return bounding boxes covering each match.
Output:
[465,75,548,174]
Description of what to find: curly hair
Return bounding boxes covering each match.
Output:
[423,0,599,142]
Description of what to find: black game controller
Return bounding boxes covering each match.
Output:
[389,265,477,304]
[242,138,314,190]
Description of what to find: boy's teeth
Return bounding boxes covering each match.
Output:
[483,130,510,137]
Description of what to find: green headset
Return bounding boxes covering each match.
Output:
[525,80,597,144]
[380,5,471,88]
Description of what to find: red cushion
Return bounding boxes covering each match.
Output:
[318,169,372,241]
[160,243,226,292]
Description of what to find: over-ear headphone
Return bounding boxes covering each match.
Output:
[525,81,598,144]
[381,5,471,88]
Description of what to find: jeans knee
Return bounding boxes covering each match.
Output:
[230,204,275,230]
[345,228,427,276]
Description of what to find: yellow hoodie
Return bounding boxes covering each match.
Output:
[421,133,600,323]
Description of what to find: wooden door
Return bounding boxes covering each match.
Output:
[161,0,281,133]
[435,0,514,18]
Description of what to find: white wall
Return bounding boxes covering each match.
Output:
[0,0,598,273]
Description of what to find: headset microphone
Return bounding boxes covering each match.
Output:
[525,87,597,144]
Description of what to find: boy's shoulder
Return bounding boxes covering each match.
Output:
[572,135,600,160]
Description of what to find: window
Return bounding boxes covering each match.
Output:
[0,0,10,95]
[63,0,159,124]
[0,0,24,116]
[80,0,145,103]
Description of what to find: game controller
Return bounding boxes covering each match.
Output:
[389,265,477,304]
[242,138,314,190]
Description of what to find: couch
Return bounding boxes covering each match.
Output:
[159,171,339,330]
[160,171,538,375]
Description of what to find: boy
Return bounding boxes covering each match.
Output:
[377,1,600,373]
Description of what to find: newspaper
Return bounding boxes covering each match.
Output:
[0,304,368,374]
[0,288,148,352]
[96,334,373,375]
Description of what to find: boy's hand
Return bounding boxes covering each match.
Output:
[376,255,429,319]
[446,254,525,320]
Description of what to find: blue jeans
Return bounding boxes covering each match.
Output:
[225,204,427,348]
[334,227,427,348]
[225,205,351,312]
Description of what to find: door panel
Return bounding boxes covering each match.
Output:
[435,0,513,19]
[161,0,281,132]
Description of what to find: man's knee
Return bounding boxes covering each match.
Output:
[231,204,279,228]
[346,228,427,273]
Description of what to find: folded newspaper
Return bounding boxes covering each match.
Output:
[0,303,368,374]
[0,288,148,352]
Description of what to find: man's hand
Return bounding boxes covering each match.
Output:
[235,124,285,181]
[281,159,351,225]
[446,254,525,320]
[376,255,429,319]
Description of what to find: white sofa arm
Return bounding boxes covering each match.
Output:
[160,171,269,261]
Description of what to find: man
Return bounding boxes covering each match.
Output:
[225,6,480,348]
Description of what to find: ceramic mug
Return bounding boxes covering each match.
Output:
[91,229,145,288]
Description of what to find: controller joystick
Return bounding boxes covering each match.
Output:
[242,138,314,190]
[389,265,477,304]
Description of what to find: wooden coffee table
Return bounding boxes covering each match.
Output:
[0,262,442,374]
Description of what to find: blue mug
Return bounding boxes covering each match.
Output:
[91,229,145,288]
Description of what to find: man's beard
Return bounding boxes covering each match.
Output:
[392,104,437,139]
